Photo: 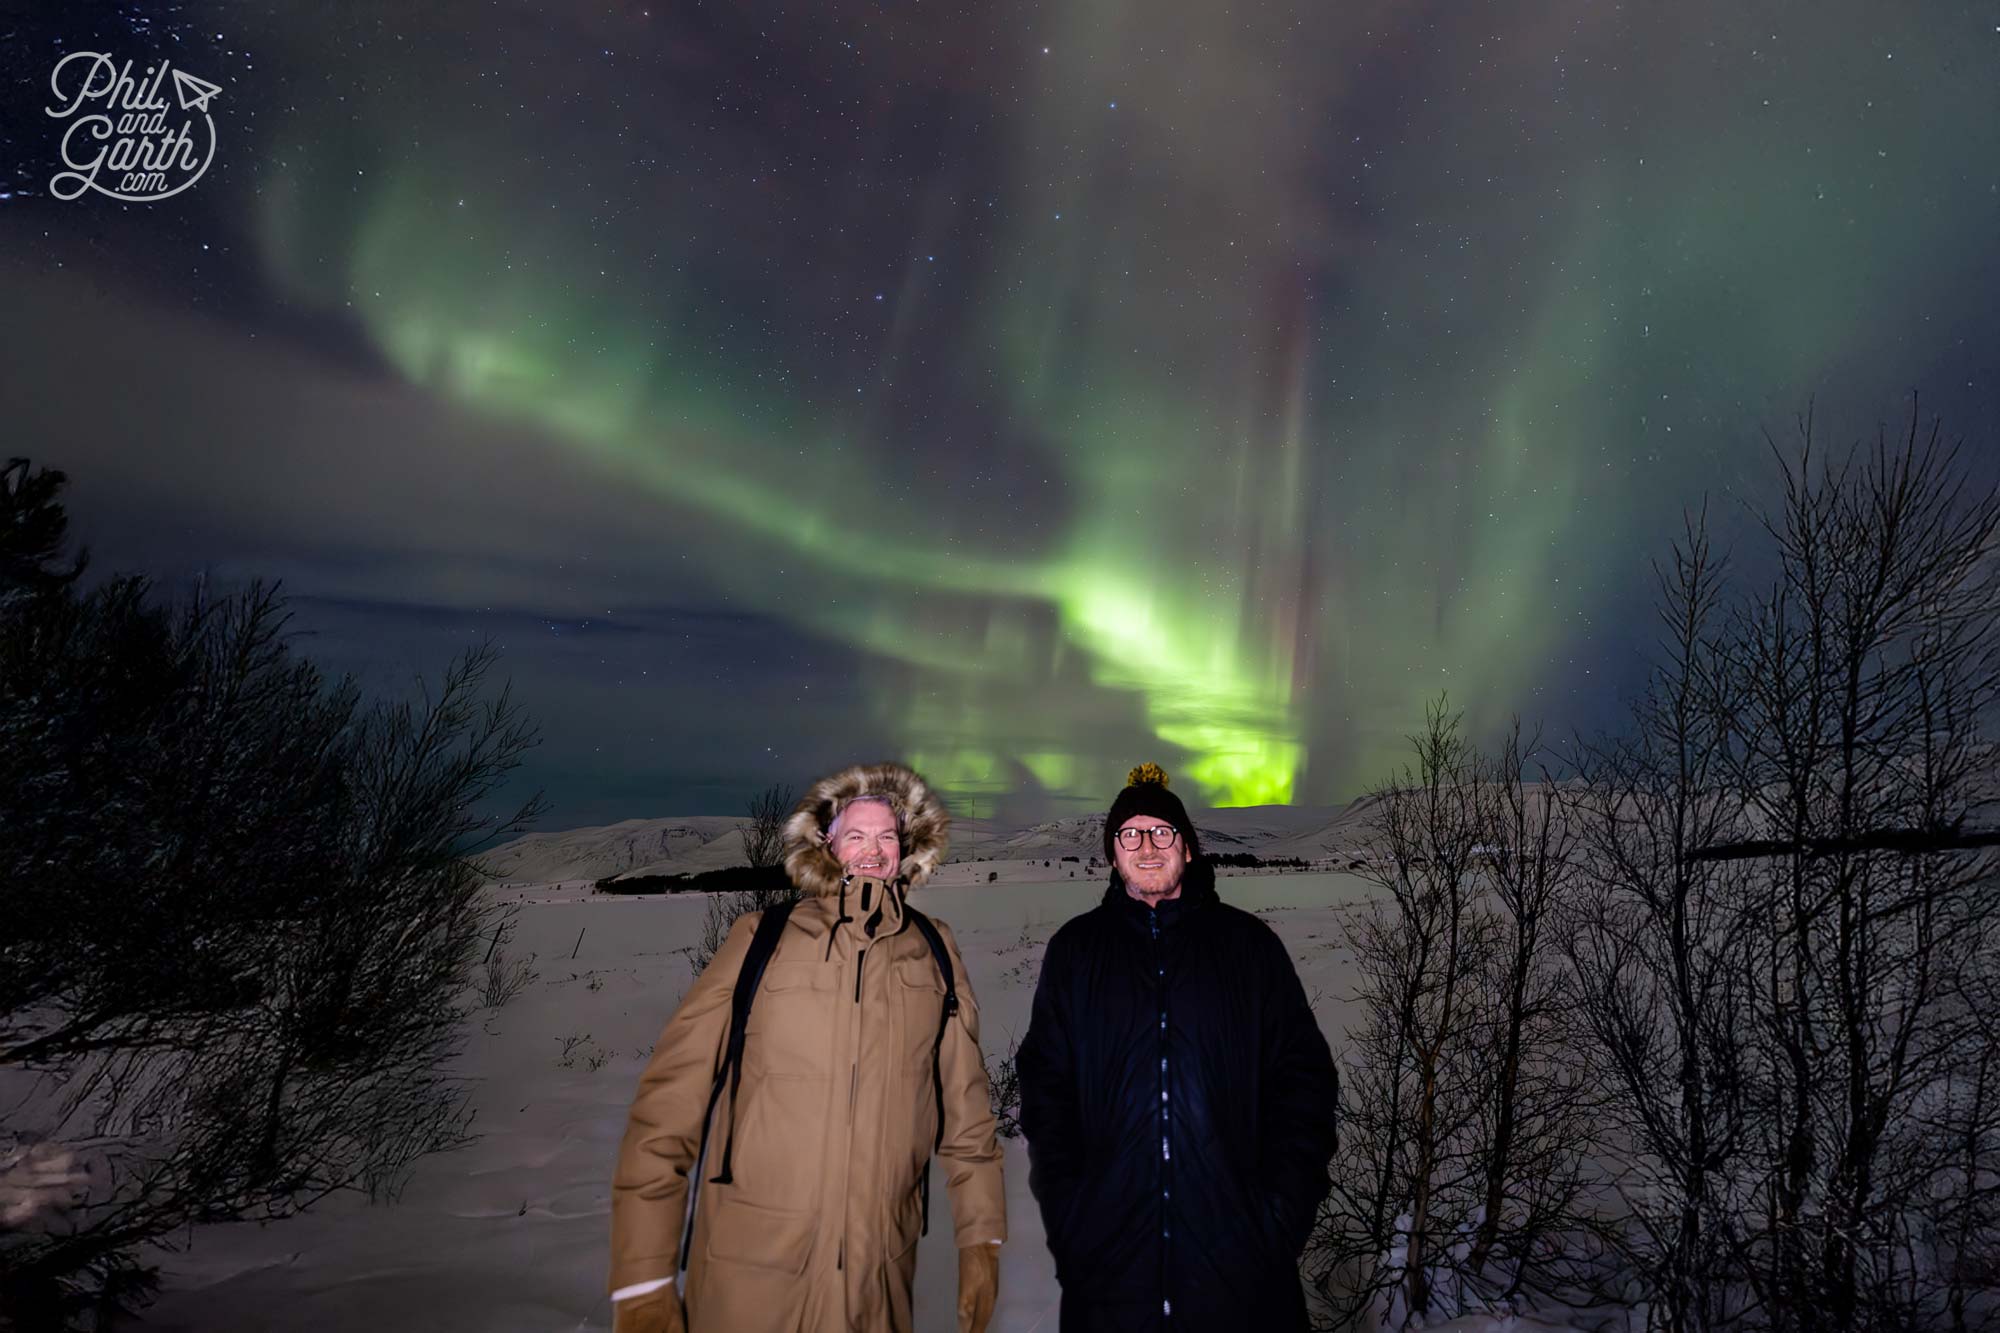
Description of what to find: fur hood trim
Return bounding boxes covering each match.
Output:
[782,762,951,897]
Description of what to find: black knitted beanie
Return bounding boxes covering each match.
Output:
[1102,763,1201,862]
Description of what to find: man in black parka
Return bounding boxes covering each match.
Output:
[1017,764,1339,1332]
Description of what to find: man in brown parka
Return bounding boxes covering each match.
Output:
[609,762,1006,1333]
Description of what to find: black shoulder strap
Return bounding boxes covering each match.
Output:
[679,899,795,1271]
[906,905,958,1020]
[904,905,958,1236]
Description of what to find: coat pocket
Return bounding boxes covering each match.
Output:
[895,956,946,1077]
[1193,1125,1288,1267]
[886,1184,925,1260]
[705,1193,816,1274]
[691,1194,816,1332]
[1046,1166,1106,1273]
[744,960,838,1079]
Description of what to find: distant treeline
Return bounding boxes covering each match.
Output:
[1209,852,1309,868]
[595,864,791,895]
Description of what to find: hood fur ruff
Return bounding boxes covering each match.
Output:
[782,762,951,897]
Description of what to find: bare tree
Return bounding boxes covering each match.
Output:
[1313,696,1496,1326]
[1313,406,2000,1332]
[738,782,794,869]
[1714,407,2000,1332]
[1933,961,2000,1333]
[0,463,544,1328]
[1566,405,2000,1333]
[477,911,541,1009]
[1313,701,1605,1330]
[684,783,800,977]
[1464,722,1598,1298]
[1565,508,1763,1333]
[688,880,799,977]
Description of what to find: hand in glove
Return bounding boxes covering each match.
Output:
[957,1243,999,1333]
[612,1285,685,1333]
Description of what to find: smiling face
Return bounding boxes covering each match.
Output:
[1113,813,1190,904]
[830,797,901,881]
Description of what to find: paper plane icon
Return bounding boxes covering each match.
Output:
[171,68,221,113]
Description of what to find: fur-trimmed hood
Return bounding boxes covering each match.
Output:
[781,762,951,897]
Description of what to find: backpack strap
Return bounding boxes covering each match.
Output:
[678,899,796,1271]
[904,905,958,1236]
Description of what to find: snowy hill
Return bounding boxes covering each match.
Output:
[475,816,748,884]
[480,801,1371,885]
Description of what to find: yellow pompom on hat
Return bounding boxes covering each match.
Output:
[1104,761,1200,861]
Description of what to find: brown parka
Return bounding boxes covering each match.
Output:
[609,763,1007,1332]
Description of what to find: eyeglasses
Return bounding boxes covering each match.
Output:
[1115,826,1181,850]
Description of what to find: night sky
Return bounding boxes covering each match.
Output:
[4,2,1997,828]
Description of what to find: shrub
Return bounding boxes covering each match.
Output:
[477,912,540,1008]
[0,459,543,1326]
[984,1039,1023,1138]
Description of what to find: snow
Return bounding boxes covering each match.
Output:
[125,873,1594,1332]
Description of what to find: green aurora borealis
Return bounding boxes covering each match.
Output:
[5,1,1999,817]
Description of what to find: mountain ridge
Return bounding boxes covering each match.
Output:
[477,800,1378,884]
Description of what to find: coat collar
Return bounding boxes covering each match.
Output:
[788,875,913,959]
[839,873,908,943]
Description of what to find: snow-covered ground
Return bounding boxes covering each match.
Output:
[128,873,1587,1332]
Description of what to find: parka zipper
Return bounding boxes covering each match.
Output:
[1151,905,1174,1325]
[838,945,867,1272]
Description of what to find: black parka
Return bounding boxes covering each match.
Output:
[1017,863,1340,1332]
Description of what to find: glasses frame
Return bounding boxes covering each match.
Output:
[1114,825,1182,851]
